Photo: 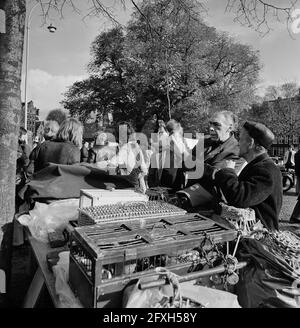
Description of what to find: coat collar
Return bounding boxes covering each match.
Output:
[205,134,238,161]
[246,152,269,167]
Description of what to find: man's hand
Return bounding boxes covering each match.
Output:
[225,160,236,169]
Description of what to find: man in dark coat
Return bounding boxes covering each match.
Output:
[212,121,282,231]
[188,111,246,183]
[289,148,300,223]
[177,111,245,206]
[81,141,89,163]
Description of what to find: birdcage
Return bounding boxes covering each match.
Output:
[69,213,237,308]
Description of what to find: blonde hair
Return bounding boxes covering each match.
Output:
[57,118,83,148]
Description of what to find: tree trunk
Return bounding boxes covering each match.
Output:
[0,0,26,291]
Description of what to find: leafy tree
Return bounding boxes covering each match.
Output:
[63,0,261,133]
[246,82,300,136]
[264,82,299,100]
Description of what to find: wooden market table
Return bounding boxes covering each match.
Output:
[23,235,61,308]
[22,226,81,308]
[21,213,245,308]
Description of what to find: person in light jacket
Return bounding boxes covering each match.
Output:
[283,144,296,170]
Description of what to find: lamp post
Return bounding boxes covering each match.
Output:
[24,3,56,130]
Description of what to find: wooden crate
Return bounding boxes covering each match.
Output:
[79,189,148,208]
[69,213,237,308]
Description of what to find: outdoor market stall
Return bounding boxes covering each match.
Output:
[16,165,300,308]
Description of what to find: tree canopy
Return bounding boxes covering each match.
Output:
[62,0,261,132]
[246,82,300,136]
[0,0,297,233]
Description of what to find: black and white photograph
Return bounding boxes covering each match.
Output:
[1,0,300,314]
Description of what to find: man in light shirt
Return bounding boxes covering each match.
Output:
[283,144,296,170]
[108,122,148,193]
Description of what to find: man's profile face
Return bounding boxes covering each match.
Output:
[209,113,231,142]
[239,128,251,158]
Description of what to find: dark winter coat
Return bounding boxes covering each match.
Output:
[202,134,242,169]
[186,134,245,192]
[33,140,80,173]
[17,141,31,174]
[294,149,300,179]
[80,145,89,163]
[214,153,283,231]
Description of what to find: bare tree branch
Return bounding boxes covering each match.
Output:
[226,0,298,35]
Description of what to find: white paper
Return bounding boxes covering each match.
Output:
[184,138,198,150]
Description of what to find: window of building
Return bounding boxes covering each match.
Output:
[285,136,289,144]
[293,135,298,145]
[278,136,284,144]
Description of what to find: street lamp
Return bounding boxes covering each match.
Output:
[47,24,57,33]
[24,3,56,130]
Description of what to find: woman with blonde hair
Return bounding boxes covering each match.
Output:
[33,118,83,172]
[56,118,83,148]
[27,109,67,175]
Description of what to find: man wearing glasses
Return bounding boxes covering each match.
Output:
[178,110,246,207]
[202,110,244,173]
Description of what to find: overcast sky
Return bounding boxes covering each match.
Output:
[21,0,300,120]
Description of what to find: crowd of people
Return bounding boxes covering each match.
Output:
[16,108,295,232]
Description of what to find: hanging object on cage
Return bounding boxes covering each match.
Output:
[220,203,256,235]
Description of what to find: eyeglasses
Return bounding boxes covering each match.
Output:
[209,121,222,128]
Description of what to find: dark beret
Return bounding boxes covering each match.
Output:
[243,121,275,149]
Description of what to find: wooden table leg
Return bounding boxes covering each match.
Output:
[23,267,45,308]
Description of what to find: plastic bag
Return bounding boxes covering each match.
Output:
[122,268,238,308]
[179,282,240,308]
[122,272,174,308]
[17,199,79,242]
[52,251,82,308]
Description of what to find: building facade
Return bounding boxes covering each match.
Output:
[21,101,40,135]
[263,91,300,158]
[270,135,300,158]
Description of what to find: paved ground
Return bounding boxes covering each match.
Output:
[6,189,300,308]
[279,188,297,221]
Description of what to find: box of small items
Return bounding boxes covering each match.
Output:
[78,200,187,226]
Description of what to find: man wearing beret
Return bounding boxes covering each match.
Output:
[212,121,282,231]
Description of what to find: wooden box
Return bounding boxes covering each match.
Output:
[78,200,186,226]
[79,189,148,208]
